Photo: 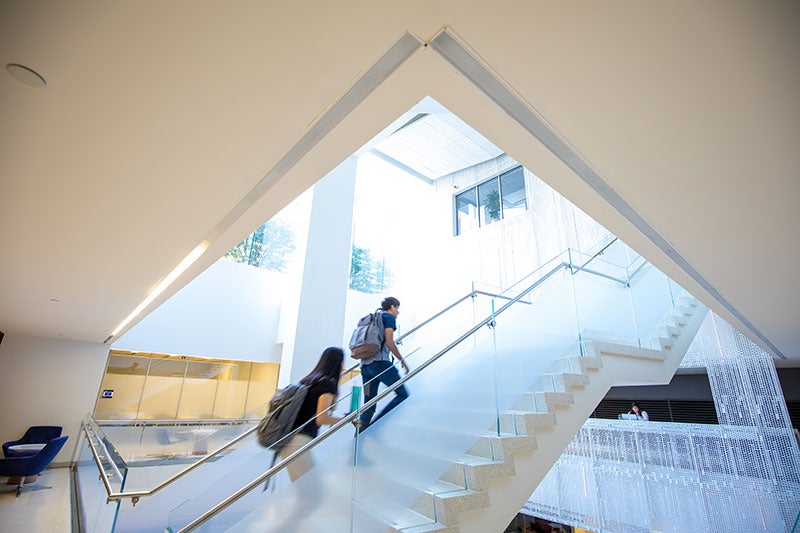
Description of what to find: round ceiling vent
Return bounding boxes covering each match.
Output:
[6,63,46,87]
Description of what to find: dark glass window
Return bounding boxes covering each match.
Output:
[500,167,526,219]
[455,189,479,235]
[454,166,527,235]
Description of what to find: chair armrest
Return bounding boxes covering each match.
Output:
[2,439,26,458]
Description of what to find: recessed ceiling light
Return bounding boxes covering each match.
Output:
[6,63,46,88]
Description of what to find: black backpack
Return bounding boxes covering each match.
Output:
[256,383,309,450]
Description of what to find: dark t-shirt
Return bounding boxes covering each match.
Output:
[382,312,396,331]
[291,379,338,438]
[379,312,397,358]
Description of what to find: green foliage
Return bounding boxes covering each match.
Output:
[225,219,296,272]
[350,246,391,293]
[486,190,501,222]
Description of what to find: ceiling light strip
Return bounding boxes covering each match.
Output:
[108,242,210,341]
[207,32,424,242]
[430,29,784,359]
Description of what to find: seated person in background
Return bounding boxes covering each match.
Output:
[628,402,649,421]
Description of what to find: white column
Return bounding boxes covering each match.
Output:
[279,156,357,384]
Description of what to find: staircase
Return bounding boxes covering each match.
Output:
[158,246,710,533]
[392,296,707,532]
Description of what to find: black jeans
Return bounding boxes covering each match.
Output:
[359,359,409,428]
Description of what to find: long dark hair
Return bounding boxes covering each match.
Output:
[300,346,344,387]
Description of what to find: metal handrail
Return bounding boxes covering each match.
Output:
[178,261,573,532]
[96,418,258,427]
[83,422,117,499]
[86,416,125,483]
[570,263,628,285]
[578,236,619,270]
[82,415,259,504]
[342,288,532,375]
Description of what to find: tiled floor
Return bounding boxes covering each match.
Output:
[0,467,72,532]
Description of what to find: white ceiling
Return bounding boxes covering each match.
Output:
[373,106,503,180]
[1,2,798,362]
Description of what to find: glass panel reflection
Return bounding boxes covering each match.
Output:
[500,166,526,218]
[95,352,279,421]
[455,189,478,234]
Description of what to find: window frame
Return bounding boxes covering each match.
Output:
[453,165,526,236]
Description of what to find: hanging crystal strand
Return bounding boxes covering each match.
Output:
[524,311,800,532]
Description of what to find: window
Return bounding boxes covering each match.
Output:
[454,166,527,235]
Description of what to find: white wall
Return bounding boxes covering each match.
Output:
[283,157,358,384]
[0,334,109,464]
[113,259,287,363]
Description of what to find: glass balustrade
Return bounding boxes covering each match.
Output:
[76,240,695,532]
[163,245,690,532]
[74,425,125,532]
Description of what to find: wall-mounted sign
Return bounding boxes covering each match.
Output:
[102,389,114,398]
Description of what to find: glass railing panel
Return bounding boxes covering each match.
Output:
[495,251,569,303]
[161,249,692,532]
[570,265,637,348]
[627,263,676,349]
[92,374,360,531]
[492,268,581,422]
[112,437,270,532]
[74,429,123,532]
[114,424,255,492]
[349,328,498,531]
[86,418,130,488]
[100,419,267,530]
[350,269,579,528]
[166,374,363,532]
[99,421,255,470]
[179,271,582,532]
[95,422,143,459]
[569,248,629,281]
[396,292,496,361]
[594,236,633,267]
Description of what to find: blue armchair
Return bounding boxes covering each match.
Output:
[3,426,63,457]
[0,435,68,496]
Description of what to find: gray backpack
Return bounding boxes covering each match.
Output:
[256,383,309,450]
[349,309,385,359]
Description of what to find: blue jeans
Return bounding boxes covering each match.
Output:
[359,359,409,429]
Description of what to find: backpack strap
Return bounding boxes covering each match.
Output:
[262,451,280,492]
[375,308,394,363]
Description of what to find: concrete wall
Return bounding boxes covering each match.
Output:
[0,334,108,464]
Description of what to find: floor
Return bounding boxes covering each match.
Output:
[0,467,72,532]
